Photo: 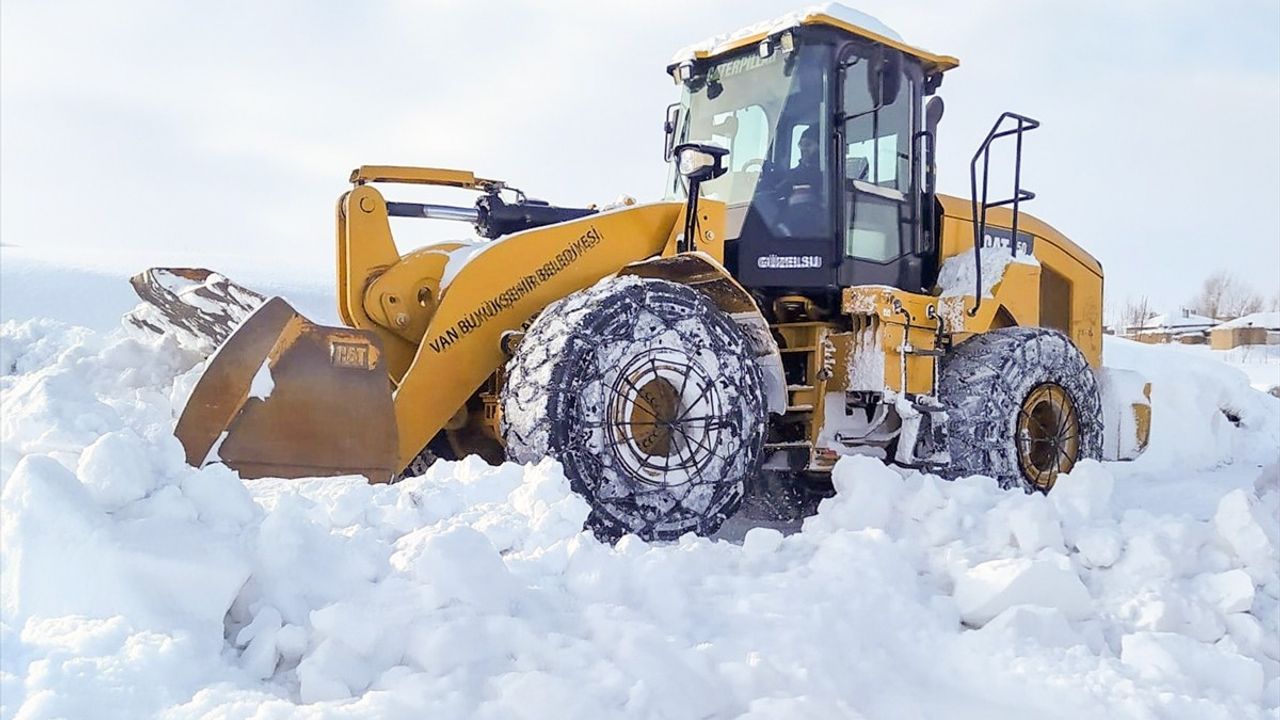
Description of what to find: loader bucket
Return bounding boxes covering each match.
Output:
[175,297,399,482]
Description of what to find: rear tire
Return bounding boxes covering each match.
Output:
[501,276,767,541]
[939,327,1102,491]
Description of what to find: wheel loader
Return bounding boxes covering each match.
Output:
[150,5,1152,540]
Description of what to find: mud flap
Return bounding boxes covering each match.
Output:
[176,297,399,482]
[1096,367,1152,461]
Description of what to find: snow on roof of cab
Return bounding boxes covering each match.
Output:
[670,3,958,72]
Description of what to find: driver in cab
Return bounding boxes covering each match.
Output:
[775,125,825,236]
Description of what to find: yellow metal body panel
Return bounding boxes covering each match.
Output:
[660,201,726,264]
[349,165,505,190]
[387,203,686,470]
[337,186,421,379]
[683,12,959,74]
[362,243,467,382]
[841,286,940,396]
[935,194,1104,367]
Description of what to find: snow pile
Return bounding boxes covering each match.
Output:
[936,244,1040,300]
[1104,336,1278,474]
[1158,343,1280,395]
[2,315,1279,718]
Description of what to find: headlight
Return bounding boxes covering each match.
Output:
[674,143,729,182]
[678,148,716,177]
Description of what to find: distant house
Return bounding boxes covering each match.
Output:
[1129,308,1216,344]
[1210,311,1280,350]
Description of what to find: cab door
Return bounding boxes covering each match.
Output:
[837,45,929,292]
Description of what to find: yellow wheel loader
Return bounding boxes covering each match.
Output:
[149,6,1152,540]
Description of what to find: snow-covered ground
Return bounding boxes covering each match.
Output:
[2,258,1278,719]
[1165,343,1280,395]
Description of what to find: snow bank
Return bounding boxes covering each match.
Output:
[2,306,1278,717]
[1103,336,1279,475]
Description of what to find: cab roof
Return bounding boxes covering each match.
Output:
[669,3,959,75]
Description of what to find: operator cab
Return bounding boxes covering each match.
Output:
[664,10,957,307]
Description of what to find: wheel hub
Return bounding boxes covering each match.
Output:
[605,350,726,486]
[1016,382,1080,491]
[629,376,680,457]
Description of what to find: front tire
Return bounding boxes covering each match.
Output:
[939,327,1102,491]
[501,276,767,541]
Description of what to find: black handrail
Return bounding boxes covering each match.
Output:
[968,112,1040,316]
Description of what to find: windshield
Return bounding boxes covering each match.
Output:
[668,44,831,242]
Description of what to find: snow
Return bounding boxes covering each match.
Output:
[1139,309,1217,330]
[2,260,1279,718]
[438,241,489,289]
[671,3,906,64]
[1096,366,1151,460]
[248,358,275,401]
[953,555,1094,626]
[845,322,884,391]
[1154,343,1280,394]
[1121,631,1265,701]
[936,244,1039,300]
[1214,311,1280,331]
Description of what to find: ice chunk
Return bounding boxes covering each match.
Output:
[1193,569,1255,615]
[392,525,516,614]
[1073,527,1122,568]
[974,605,1082,649]
[809,455,905,533]
[235,606,283,679]
[1049,460,1114,536]
[1004,495,1065,554]
[76,429,155,509]
[953,555,1093,626]
[742,527,784,558]
[1121,631,1263,700]
[1214,489,1277,585]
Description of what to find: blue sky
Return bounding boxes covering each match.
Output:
[2,0,1277,314]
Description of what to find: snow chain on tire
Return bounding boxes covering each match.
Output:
[938,327,1102,492]
[501,276,767,541]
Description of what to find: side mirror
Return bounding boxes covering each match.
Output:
[664,104,681,161]
[925,96,945,134]
[674,143,729,183]
[866,47,903,107]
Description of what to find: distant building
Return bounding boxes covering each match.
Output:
[1210,311,1280,350]
[1128,308,1216,344]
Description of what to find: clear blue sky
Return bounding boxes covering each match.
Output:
[3,1,1277,315]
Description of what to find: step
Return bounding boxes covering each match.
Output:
[765,441,812,450]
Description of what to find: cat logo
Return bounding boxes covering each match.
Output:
[329,340,376,370]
